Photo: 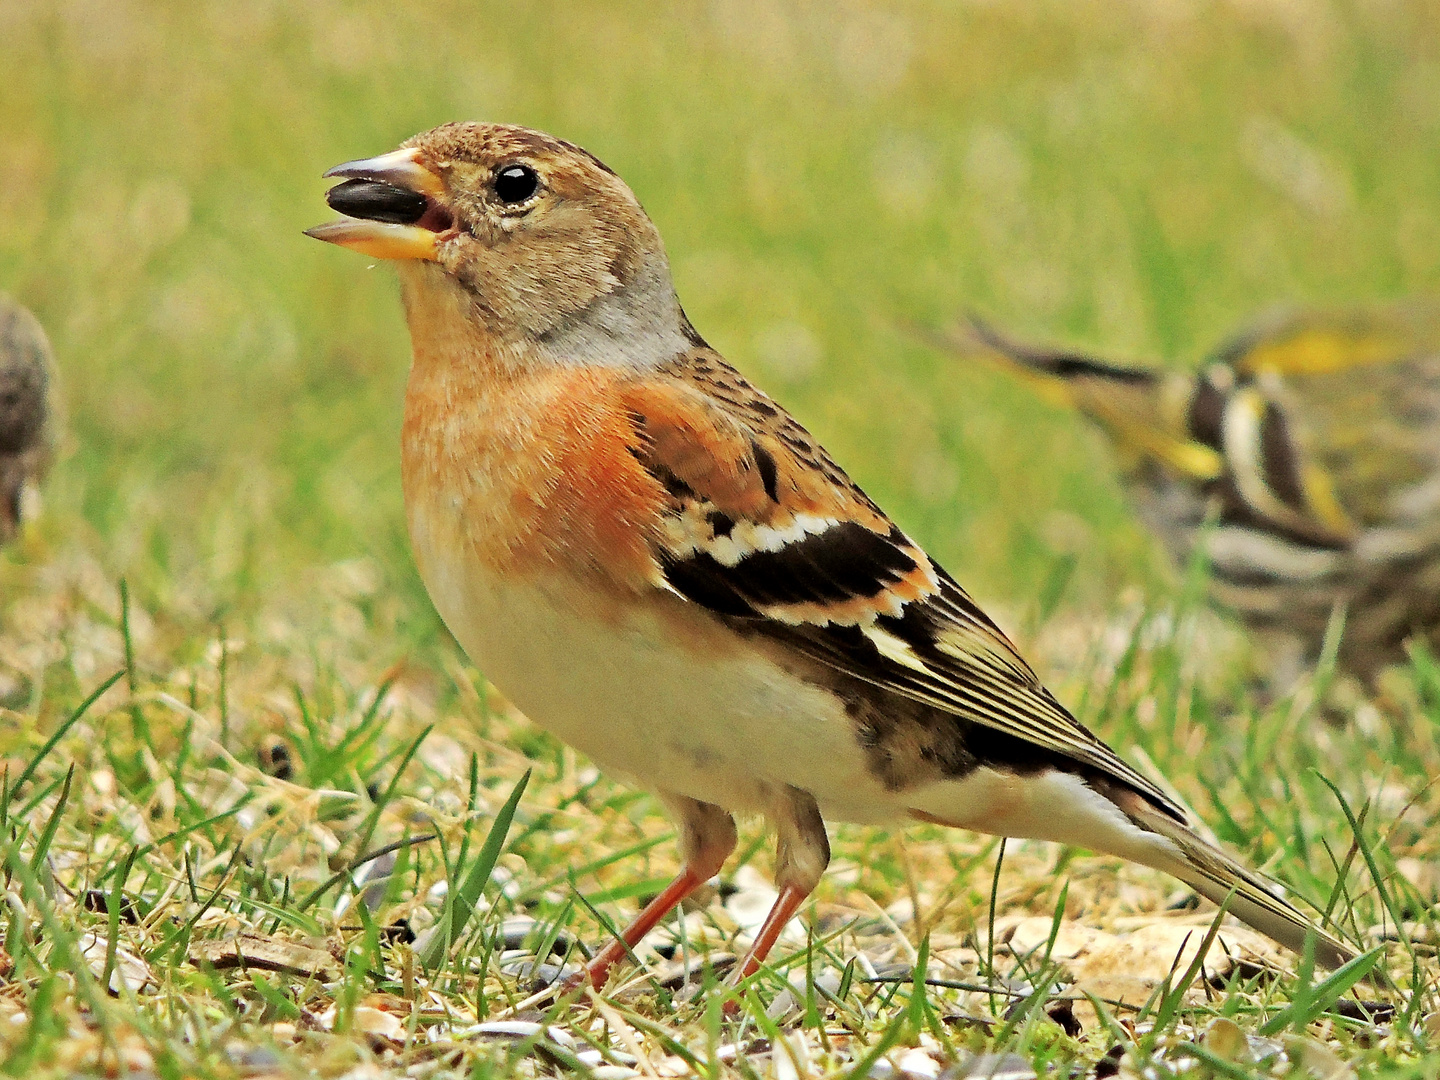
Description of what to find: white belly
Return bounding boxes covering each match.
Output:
[409,515,903,824]
[407,508,1177,874]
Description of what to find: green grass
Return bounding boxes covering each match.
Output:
[2,1,1439,1075]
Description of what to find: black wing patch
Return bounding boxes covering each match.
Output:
[660,521,920,618]
[1186,371,1227,450]
[1256,399,1308,513]
[751,439,780,502]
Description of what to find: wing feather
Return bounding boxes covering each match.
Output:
[624,354,1185,820]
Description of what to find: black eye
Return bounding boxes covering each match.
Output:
[494,164,539,205]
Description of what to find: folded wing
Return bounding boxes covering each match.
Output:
[621,351,1185,821]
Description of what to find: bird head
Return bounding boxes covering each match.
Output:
[307,122,693,369]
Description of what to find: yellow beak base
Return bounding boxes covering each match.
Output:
[304,219,438,261]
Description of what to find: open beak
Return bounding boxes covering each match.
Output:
[305,147,452,261]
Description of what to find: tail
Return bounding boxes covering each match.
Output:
[924,317,1225,481]
[960,316,1160,390]
[1112,787,1358,973]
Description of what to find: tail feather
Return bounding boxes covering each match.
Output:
[1115,789,1357,972]
[933,317,1226,481]
[963,315,1158,387]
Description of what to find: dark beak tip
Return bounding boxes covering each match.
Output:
[324,178,429,226]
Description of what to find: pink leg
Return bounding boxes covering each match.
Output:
[579,796,735,990]
[581,866,706,988]
[733,882,812,981]
[730,786,829,986]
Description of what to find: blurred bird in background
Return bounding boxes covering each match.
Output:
[0,295,54,546]
[934,302,1440,688]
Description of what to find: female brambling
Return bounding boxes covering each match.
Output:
[939,306,1440,687]
[307,123,1355,988]
[0,295,54,545]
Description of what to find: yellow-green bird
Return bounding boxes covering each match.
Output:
[0,295,54,545]
[938,302,1440,684]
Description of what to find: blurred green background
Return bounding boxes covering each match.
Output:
[4,0,1438,650]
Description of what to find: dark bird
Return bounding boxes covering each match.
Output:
[936,303,1440,685]
[0,295,54,545]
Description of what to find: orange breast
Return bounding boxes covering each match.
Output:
[401,351,666,593]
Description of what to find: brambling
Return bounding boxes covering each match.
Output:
[0,295,54,546]
[937,306,1440,685]
[307,122,1356,988]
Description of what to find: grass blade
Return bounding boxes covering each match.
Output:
[1314,771,1410,959]
[297,832,437,913]
[419,769,530,970]
[350,722,432,859]
[9,671,124,801]
[28,764,75,874]
[1257,946,1385,1035]
[119,579,150,745]
[1151,895,1232,1033]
